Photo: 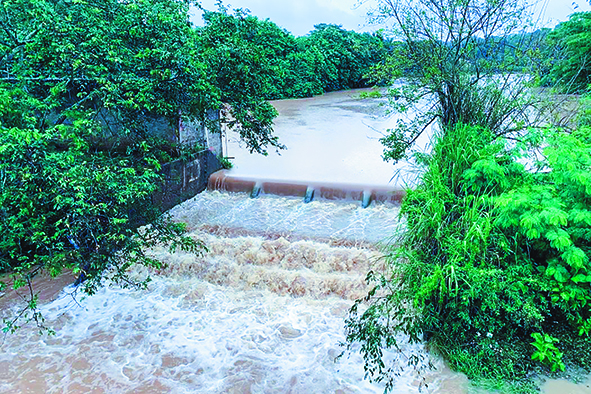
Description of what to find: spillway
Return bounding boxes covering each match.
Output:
[0,191,477,394]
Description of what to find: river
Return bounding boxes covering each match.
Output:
[1,89,589,393]
[224,88,430,188]
[0,192,468,393]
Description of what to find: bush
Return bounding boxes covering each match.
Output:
[344,123,591,391]
[0,120,203,333]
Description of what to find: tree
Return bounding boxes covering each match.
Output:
[0,0,280,332]
[301,24,386,92]
[0,0,215,139]
[339,0,591,390]
[366,0,546,162]
[544,12,591,93]
[197,8,291,154]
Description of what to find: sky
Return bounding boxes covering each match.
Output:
[191,0,591,36]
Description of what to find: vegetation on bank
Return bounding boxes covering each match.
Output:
[543,12,591,93]
[342,0,591,392]
[200,7,389,100]
[346,123,591,392]
[0,0,209,333]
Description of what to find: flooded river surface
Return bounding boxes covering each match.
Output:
[2,191,586,393]
[225,88,428,187]
[1,91,589,393]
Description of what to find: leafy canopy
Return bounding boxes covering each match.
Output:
[544,12,591,93]
[0,0,212,332]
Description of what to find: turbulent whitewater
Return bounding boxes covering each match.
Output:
[0,191,474,394]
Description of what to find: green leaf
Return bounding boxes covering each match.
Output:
[562,247,589,269]
[554,266,571,283]
[546,229,572,251]
[572,274,590,283]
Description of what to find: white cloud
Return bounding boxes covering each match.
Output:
[542,0,591,26]
[315,0,357,15]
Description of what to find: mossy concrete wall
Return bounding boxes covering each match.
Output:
[154,150,223,211]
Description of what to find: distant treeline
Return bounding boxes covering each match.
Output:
[198,10,390,100]
[198,8,591,100]
[199,8,591,100]
[541,12,591,93]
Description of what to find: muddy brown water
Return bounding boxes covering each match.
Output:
[1,193,441,393]
[224,88,431,188]
[1,89,589,393]
[1,191,588,393]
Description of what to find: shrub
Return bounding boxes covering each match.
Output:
[0,121,203,333]
[344,123,591,391]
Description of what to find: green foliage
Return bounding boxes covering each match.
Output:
[197,9,286,154]
[344,123,591,391]
[368,0,544,162]
[0,0,214,133]
[0,117,204,330]
[359,89,383,99]
[198,10,388,100]
[217,155,233,169]
[544,12,591,93]
[531,333,565,372]
[303,24,387,92]
[495,126,591,338]
[0,0,218,332]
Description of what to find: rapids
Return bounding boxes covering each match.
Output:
[0,191,475,393]
[1,191,588,393]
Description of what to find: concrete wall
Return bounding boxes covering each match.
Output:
[178,109,223,155]
[95,109,177,142]
[54,105,224,210]
[93,108,223,154]
[153,149,223,212]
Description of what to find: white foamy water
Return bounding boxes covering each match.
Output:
[1,191,477,394]
[3,190,585,393]
[169,190,402,245]
[0,281,446,394]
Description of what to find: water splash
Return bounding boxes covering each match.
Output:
[0,192,472,393]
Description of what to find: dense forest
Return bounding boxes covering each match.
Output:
[3,0,591,392]
[200,9,389,99]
